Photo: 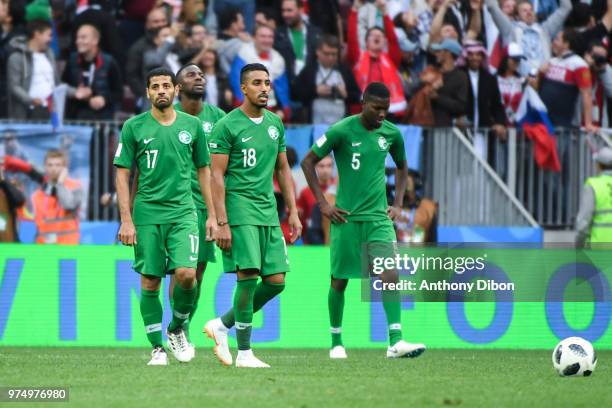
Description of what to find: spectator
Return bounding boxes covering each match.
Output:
[125,7,168,111]
[347,0,406,117]
[0,156,26,243]
[72,0,124,68]
[576,0,612,60]
[192,47,234,112]
[537,29,595,131]
[214,0,255,34]
[255,7,278,31]
[394,171,437,243]
[274,0,322,82]
[584,41,612,127]
[294,35,360,124]
[230,24,291,119]
[501,0,517,18]
[429,38,468,126]
[396,30,421,101]
[429,0,482,45]
[216,8,251,74]
[297,155,335,244]
[62,24,122,120]
[31,150,82,245]
[7,19,59,120]
[497,42,526,125]
[143,25,182,74]
[416,0,464,51]
[462,41,506,137]
[306,0,342,41]
[485,0,572,76]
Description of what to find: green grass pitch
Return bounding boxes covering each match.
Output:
[0,348,609,407]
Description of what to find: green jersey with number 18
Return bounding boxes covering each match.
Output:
[311,115,406,221]
[113,110,210,225]
[209,108,285,226]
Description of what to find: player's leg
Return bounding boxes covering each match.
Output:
[141,274,167,365]
[328,221,361,358]
[329,277,348,358]
[133,224,168,366]
[367,220,425,358]
[165,220,199,362]
[205,225,263,366]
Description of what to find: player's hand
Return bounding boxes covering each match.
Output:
[288,211,303,243]
[387,206,402,221]
[216,224,232,251]
[205,217,218,241]
[118,221,137,246]
[321,202,349,224]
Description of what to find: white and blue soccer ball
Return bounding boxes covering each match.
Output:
[552,337,597,377]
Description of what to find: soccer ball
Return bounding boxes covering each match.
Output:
[552,337,597,377]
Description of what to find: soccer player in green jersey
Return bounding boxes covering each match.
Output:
[162,64,225,353]
[114,68,215,366]
[301,82,426,359]
[204,63,302,368]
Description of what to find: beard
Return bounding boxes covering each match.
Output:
[182,88,205,100]
[153,97,172,110]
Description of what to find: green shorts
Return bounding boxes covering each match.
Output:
[197,208,217,264]
[133,218,199,277]
[330,219,397,279]
[222,225,289,276]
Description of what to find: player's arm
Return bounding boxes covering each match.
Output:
[301,150,349,223]
[388,160,409,221]
[211,153,231,250]
[197,165,216,241]
[388,131,409,221]
[275,151,302,243]
[116,167,136,245]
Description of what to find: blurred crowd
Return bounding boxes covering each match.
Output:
[1,0,612,129]
[2,0,612,244]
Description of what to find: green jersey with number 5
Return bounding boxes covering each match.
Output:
[311,115,406,221]
[113,110,211,225]
[209,108,286,226]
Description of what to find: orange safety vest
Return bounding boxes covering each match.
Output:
[31,178,80,244]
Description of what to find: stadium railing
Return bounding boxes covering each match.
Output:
[2,120,609,229]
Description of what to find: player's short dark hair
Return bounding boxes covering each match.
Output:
[26,19,52,40]
[146,67,177,88]
[365,26,385,43]
[218,8,242,31]
[317,34,340,50]
[176,63,200,82]
[364,82,390,101]
[240,63,269,84]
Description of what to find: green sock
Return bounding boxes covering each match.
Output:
[167,282,196,332]
[382,289,402,346]
[328,287,345,348]
[220,281,285,328]
[233,278,258,350]
[184,280,202,340]
[140,289,163,347]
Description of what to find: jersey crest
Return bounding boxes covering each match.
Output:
[268,126,280,140]
[178,130,193,144]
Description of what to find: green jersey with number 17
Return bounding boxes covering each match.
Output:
[311,115,406,221]
[175,102,225,210]
[209,108,286,226]
[113,110,211,225]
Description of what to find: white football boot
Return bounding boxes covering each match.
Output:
[235,349,270,368]
[386,340,426,358]
[329,345,348,359]
[147,346,169,366]
[204,318,233,366]
[166,328,193,362]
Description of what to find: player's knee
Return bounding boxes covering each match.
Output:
[331,278,348,292]
[175,267,196,288]
[264,280,285,295]
[141,275,162,291]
